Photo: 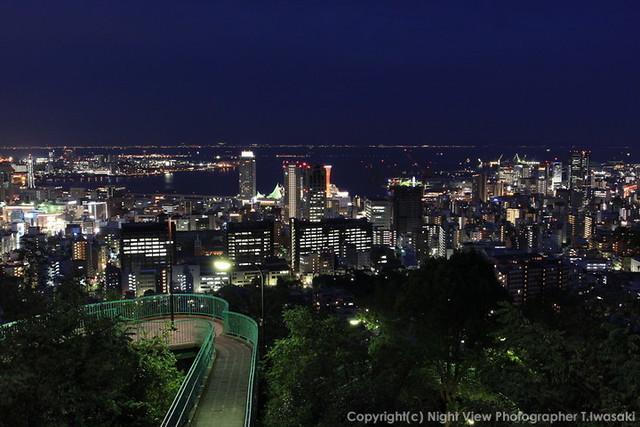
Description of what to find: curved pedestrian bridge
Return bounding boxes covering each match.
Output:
[84,294,258,427]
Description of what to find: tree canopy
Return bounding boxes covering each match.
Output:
[0,282,183,427]
[262,252,640,426]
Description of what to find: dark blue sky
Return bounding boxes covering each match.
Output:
[1,1,639,148]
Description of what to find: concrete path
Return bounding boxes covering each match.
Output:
[191,321,252,427]
[132,317,253,427]
[130,318,212,349]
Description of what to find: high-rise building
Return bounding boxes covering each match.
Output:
[26,154,35,189]
[290,218,372,273]
[323,165,332,197]
[307,165,326,222]
[493,253,566,304]
[85,201,109,221]
[21,227,48,289]
[71,237,97,282]
[391,184,423,240]
[172,264,200,293]
[238,151,256,201]
[365,199,392,229]
[584,215,594,241]
[104,263,121,292]
[472,172,488,202]
[365,198,394,246]
[120,222,172,296]
[551,161,563,191]
[569,149,590,193]
[46,151,55,173]
[567,213,584,247]
[72,239,88,261]
[226,220,274,267]
[0,162,15,203]
[506,208,522,225]
[282,162,331,221]
[283,162,310,219]
[416,223,440,260]
[415,221,461,261]
[536,172,548,196]
[0,162,14,187]
[513,224,541,251]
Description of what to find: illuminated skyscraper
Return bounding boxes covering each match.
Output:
[323,165,332,197]
[569,150,590,193]
[238,151,256,201]
[551,161,563,191]
[568,150,591,209]
[27,154,35,189]
[283,162,310,219]
[307,165,326,222]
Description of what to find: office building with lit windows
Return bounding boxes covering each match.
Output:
[120,222,172,296]
[569,150,590,191]
[493,253,566,305]
[290,218,372,273]
[307,165,326,222]
[226,220,274,267]
[283,162,310,219]
[238,151,257,201]
[365,198,394,246]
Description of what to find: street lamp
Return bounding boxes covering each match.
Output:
[213,258,265,351]
[213,258,232,273]
[213,257,233,296]
[256,266,264,330]
[167,217,175,327]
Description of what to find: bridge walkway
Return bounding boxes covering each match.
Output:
[134,317,252,427]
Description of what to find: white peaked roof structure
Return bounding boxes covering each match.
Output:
[267,183,284,200]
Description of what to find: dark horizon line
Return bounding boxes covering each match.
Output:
[0,143,634,151]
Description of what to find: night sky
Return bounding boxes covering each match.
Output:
[1,1,639,148]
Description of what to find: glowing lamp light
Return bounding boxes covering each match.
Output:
[213,259,232,272]
[348,318,361,326]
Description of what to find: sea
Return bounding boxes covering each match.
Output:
[6,144,636,198]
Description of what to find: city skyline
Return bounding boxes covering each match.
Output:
[1,3,639,426]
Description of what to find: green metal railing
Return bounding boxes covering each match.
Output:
[224,311,259,426]
[160,319,215,426]
[83,294,230,323]
[67,294,258,427]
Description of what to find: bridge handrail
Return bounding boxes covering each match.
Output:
[224,311,259,427]
[2,294,259,427]
[83,294,258,427]
[160,320,215,426]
